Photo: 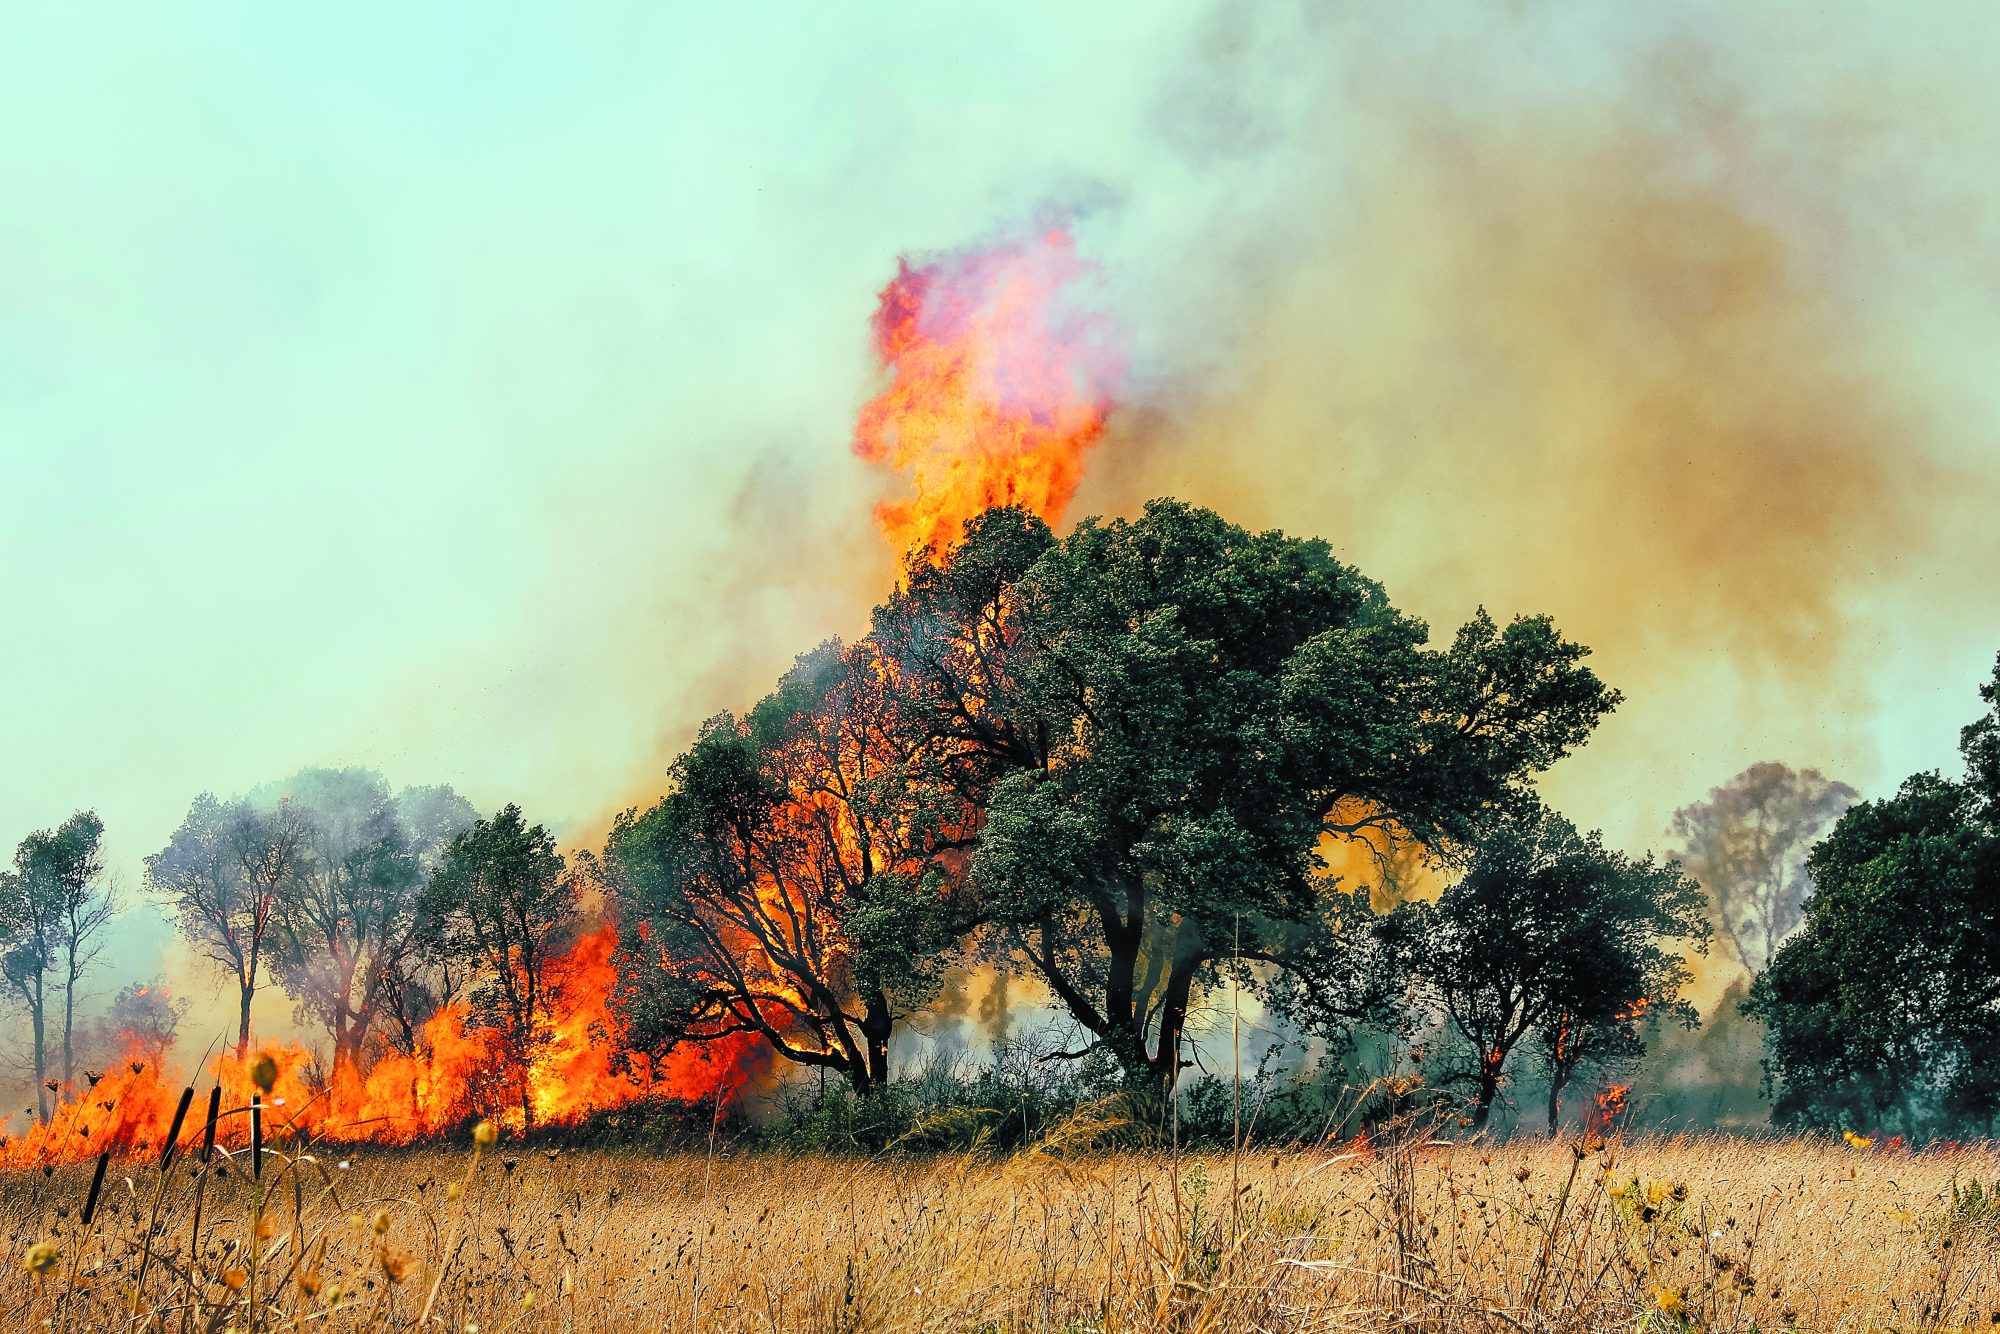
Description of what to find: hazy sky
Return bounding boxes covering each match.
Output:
[4,3,1998,998]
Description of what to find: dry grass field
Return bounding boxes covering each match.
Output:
[5,1123,1999,1333]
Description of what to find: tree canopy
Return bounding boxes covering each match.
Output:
[1387,801,1707,1129]
[1670,763,1856,976]
[615,500,1620,1095]
[1747,653,2000,1136]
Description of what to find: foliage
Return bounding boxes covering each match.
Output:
[0,810,121,1118]
[1390,801,1708,1129]
[421,803,581,1129]
[1670,762,1856,976]
[253,768,475,1075]
[146,793,310,1056]
[1748,652,2000,1137]
[605,641,979,1094]
[910,500,1617,1089]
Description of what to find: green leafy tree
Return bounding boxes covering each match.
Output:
[1670,762,1857,975]
[146,794,310,1057]
[904,500,1617,1090]
[421,803,579,1130]
[1390,802,1707,1130]
[0,812,122,1117]
[606,641,975,1095]
[1747,654,2000,1136]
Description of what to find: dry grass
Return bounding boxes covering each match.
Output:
[4,1123,1999,1332]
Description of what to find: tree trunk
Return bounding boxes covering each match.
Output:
[237,982,254,1060]
[1472,1067,1501,1130]
[1149,958,1201,1095]
[1546,1072,1566,1135]
[62,961,77,1090]
[30,975,47,1123]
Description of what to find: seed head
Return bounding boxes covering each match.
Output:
[22,1240,59,1276]
[473,1119,499,1147]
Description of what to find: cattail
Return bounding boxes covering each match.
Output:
[80,1151,109,1226]
[199,1085,221,1164]
[251,1094,263,1179]
[158,1086,195,1172]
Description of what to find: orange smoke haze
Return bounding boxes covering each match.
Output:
[854,224,1123,558]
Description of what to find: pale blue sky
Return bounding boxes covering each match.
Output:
[4,3,1998,1003]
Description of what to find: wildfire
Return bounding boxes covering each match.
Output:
[0,928,763,1169]
[1589,1083,1633,1135]
[853,223,1123,561]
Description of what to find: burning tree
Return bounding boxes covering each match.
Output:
[1391,802,1706,1130]
[1670,761,1857,976]
[607,641,980,1094]
[419,803,582,1131]
[257,768,475,1081]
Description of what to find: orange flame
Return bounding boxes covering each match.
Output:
[853,223,1123,560]
[0,927,763,1169]
[1588,1083,1633,1135]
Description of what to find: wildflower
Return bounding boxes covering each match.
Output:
[1843,1129,1873,1150]
[377,1246,414,1283]
[371,1208,392,1235]
[1652,1285,1684,1315]
[222,1267,249,1291]
[472,1120,498,1147]
[299,1270,323,1297]
[247,1052,278,1094]
[22,1240,59,1276]
[522,1291,537,1310]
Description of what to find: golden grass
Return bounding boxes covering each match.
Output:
[3,1128,1998,1332]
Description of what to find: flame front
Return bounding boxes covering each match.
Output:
[0,927,762,1169]
[853,224,1123,561]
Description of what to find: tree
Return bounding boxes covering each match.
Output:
[1670,762,1857,976]
[85,979,188,1071]
[606,641,977,1095]
[146,794,309,1057]
[258,768,474,1081]
[910,500,1617,1090]
[1392,803,1706,1130]
[0,812,122,1116]
[421,804,579,1129]
[1747,654,2000,1136]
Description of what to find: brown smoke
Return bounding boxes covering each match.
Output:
[1079,4,2000,855]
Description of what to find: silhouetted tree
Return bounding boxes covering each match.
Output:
[259,768,474,1080]
[147,794,309,1057]
[1747,653,2000,1136]
[1670,762,1856,975]
[1392,802,1706,1130]
[0,811,121,1117]
[85,979,188,1071]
